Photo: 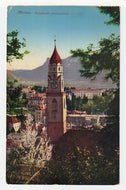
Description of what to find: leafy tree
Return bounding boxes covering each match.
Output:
[82,95,88,104]
[7,30,30,63]
[31,86,47,93]
[38,145,119,185]
[98,7,120,25]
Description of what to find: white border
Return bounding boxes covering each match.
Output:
[0,1,126,190]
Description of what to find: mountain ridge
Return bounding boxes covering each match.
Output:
[11,56,115,89]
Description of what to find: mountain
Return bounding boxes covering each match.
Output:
[13,56,116,88]
[7,70,21,81]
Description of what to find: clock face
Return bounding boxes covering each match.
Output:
[51,81,58,89]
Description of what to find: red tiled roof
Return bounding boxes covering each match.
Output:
[28,93,46,100]
[8,117,20,124]
[49,45,62,65]
[7,139,20,149]
[70,89,102,92]
[29,90,35,93]
[33,93,46,97]
[35,105,46,111]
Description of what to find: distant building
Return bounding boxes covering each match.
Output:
[66,90,73,100]
[35,104,47,124]
[7,116,21,132]
[20,87,35,99]
[27,93,46,108]
[70,89,104,99]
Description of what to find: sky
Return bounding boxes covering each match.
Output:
[7,6,119,70]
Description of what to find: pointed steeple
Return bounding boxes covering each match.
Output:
[49,40,62,65]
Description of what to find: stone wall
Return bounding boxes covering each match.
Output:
[66,114,111,128]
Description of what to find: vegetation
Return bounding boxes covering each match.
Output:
[6,134,53,184]
[36,129,119,185]
[66,92,113,114]
[70,7,119,117]
[38,148,119,185]
[31,85,47,93]
[98,6,119,25]
[7,79,28,115]
[7,30,30,63]
[65,86,76,91]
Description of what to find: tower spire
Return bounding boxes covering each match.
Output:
[54,35,56,47]
[49,37,62,65]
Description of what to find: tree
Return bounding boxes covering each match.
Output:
[98,7,119,25]
[37,129,119,184]
[7,30,30,63]
[82,95,88,104]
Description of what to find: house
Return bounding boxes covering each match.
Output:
[27,93,46,108]
[20,87,36,99]
[7,116,21,132]
[35,104,47,124]
[70,89,104,99]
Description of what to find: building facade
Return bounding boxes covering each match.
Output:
[27,93,46,108]
[70,89,103,99]
[7,116,21,132]
[47,41,67,141]
[20,87,36,99]
[35,105,47,124]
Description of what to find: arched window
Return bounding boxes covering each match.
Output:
[52,99,58,112]
[52,99,57,120]
[59,67,60,71]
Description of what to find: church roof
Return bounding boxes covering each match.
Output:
[49,44,62,65]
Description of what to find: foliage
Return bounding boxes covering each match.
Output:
[66,92,113,114]
[31,86,47,93]
[65,86,76,91]
[67,94,88,111]
[20,130,52,166]
[7,80,28,115]
[38,146,119,185]
[6,130,53,183]
[36,129,119,185]
[6,148,23,184]
[7,30,30,63]
[98,7,120,25]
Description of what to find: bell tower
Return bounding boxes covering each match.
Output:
[47,40,66,141]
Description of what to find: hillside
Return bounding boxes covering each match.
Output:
[7,70,21,81]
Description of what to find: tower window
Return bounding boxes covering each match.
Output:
[59,67,60,71]
[52,99,58,112]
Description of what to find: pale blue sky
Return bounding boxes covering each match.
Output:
[7,6,119,70]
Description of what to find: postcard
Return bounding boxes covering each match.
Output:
[0,0,126,190]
